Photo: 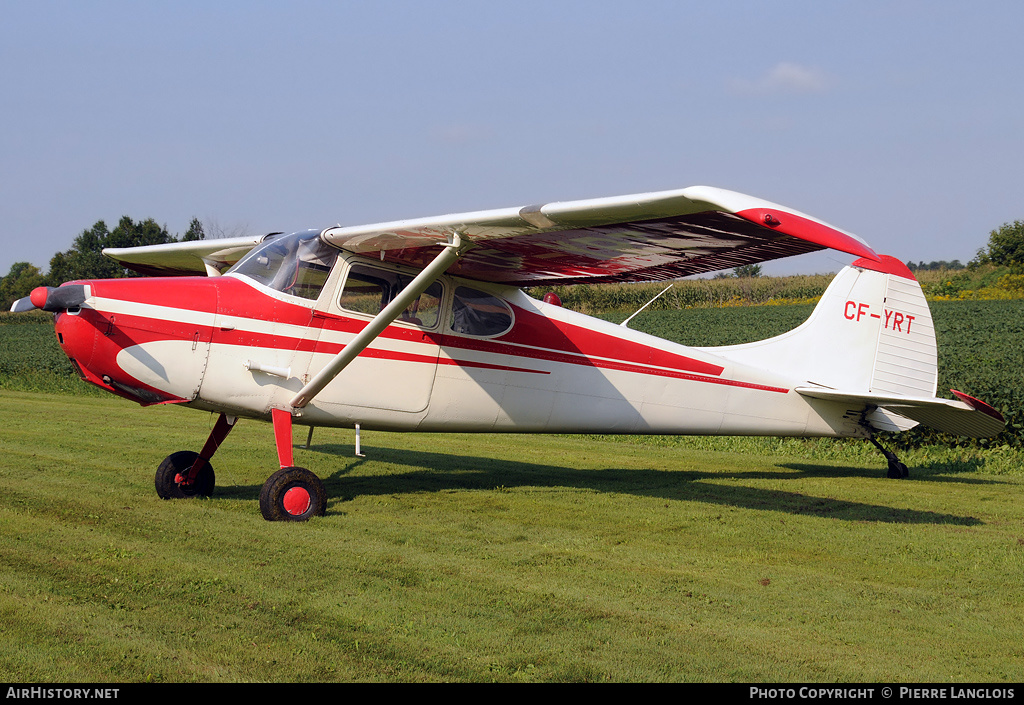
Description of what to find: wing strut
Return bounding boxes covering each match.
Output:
[288,233,465,409]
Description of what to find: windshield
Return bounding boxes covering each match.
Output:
[229,230,339,300]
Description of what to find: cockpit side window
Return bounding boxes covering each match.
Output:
[450,286,513,337]
[339,264,443,328]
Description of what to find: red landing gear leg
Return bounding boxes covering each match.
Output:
[259,409,327,522]
[155,413,236,499]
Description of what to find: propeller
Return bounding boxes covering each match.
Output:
[9,285,88,312]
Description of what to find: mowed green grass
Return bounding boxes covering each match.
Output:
[2,392,1023,682]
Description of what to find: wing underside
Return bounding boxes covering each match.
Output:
[350,211,830,285]
[103,235,267,277]
[102,186,879,284]
[319,186,878,286]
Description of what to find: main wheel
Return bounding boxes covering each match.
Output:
[259,467,327,521]
[155,451,215,499]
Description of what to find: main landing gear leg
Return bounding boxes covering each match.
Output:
[869,436,909,479]
[259,409,327,522]
[155,413,236,499]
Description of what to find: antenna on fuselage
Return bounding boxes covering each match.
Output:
[619,284,674,329]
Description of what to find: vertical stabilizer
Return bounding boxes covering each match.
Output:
[699,255,937,400]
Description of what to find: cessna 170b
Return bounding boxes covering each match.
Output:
[13,186,1005,521]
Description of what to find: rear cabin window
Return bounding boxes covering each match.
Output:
[339,264,443,328]
[450,286,513,337]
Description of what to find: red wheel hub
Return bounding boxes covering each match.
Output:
[282,486,311,516]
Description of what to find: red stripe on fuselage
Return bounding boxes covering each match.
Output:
[474,304,725,377]
[87,275,784,393]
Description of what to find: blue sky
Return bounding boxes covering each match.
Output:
[2,0,1022,276]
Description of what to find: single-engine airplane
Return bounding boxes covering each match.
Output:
[12,186,1005,521]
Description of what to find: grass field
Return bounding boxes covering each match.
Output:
[2,392,1023,682]
[3,293,1023,682]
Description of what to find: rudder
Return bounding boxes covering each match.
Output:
[865,258,937,397]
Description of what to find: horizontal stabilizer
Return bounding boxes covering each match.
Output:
[796,387,1005,438]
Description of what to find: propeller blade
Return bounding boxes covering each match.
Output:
[10,295,37,313]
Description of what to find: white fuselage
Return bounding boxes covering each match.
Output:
[60,251,866,440]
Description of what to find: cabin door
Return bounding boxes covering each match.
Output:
[312,259,443,413]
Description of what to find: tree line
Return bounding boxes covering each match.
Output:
[1,217,205,310]
[4,216,1024,312]
[906,259,965,271]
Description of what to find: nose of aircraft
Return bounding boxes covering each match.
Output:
[39,281,142,401]
[46,278,206,406]
[50,289,112,392]
[50,288,164,404]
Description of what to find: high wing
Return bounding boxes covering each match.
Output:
[103,235,268,277]
[102,186,879,284]
[319,185,879,285]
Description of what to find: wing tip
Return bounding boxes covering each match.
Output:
[734,207,879,262]
[852,254,916,280]
[679,185,878,262]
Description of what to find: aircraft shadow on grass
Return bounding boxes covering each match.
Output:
[215,442,989,526]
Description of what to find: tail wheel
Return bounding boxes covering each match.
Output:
[156,451,215,499]
[886,460,910,479]
[259,467,327,521]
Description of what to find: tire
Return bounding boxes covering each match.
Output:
[886,460,909,480]
[259,467,327,521]
[155,451,215,499]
